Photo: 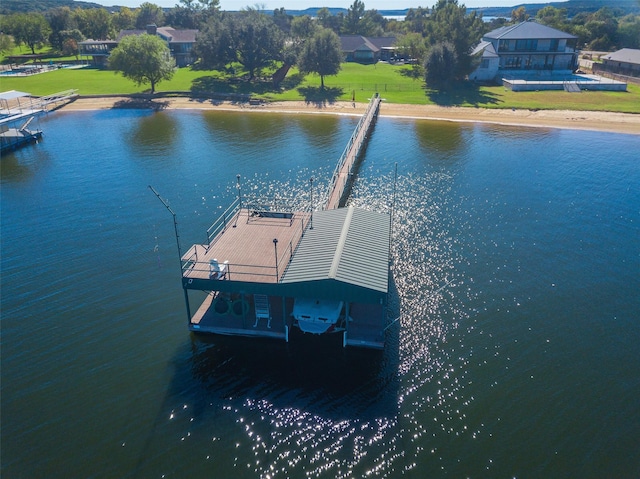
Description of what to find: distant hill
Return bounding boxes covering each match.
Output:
[470,0,640,18]
[2,0,638,16]
[1,0,109,14]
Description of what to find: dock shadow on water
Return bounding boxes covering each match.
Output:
[130,271,401,478]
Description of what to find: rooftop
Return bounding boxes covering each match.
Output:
[603,48,640,65]
[485,20,577,41]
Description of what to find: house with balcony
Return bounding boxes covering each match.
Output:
[469,20,578,83]
[79,25,198,68]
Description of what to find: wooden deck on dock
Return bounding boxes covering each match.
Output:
[182,209,311,283]
[325,93,381,210]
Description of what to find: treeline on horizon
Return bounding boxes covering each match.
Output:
[3,0,640,16]
[2,0,639,53]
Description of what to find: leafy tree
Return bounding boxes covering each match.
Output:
[109,33,176,93]
[193,14,235,69]
[536,6,569,31]
[0,33,15,55]
[360,10,385,37]
[423,0,484,80]
[60,28,84,52]
[4,13,50,54]
[135,2,165,29]
[298,28,342,89]
[46,7,76,51]
[396,32,427,68]
[584,8,618,50]
[316,7,343,35]
[291,15,317,40]
[165,6,202,29]
[404,7,430,35]
[511,6,529,23]
[113,7,136,32]
[345,0,365,34]
[272,7,292,34]
[75,8,113,40]
[289,15,318,63]
[166,0,219,29]
[424,40,457,89]
[62,37,79,58]
[232,10,284,80]
[617,14,640,48]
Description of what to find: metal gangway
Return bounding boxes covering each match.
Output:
[324,93,381,210]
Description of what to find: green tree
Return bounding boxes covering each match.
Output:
[289,15,318,63]
[396,32,427,71]
[345,0,365,34]
[232,10,284,80]
[165,6,202,29]
[272,7,292,34]
[423,0,484,80]
[360,10,385,37]
[424,40,457,89]
[46,7,76,51]
[536,6,569,31]
[113,7,136,32]
[193,14,235,69]
[0,33,15,55]
[78,8,113,40]
[108,34,176,93]
[135,2,165,29]
[316,7,343,35]
[298,28,342,89]
[5,13,51,54]
[404,7,430,35]
[617,14,640,49]
[60,28,84,54]
[584,8,618,50]
[291,15,317,40]
[510,6,529,24]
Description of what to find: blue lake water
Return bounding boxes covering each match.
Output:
[1,109,639,478]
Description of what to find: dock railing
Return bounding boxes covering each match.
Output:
[206,197,241,245]
[324,93,380,210]
[184,196,311,282]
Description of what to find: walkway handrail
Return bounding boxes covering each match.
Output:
[324,93,380,210]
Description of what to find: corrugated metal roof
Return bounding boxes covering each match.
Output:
[282,207,390,294]
[485,21,576,41]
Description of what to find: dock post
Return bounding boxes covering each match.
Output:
[183,288,192,324]
[273,238,279,280]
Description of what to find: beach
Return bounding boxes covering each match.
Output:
[60,96,640,135]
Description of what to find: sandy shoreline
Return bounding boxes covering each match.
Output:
[60,96,640,135]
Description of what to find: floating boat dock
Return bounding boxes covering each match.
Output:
[1,89,78,154]
[171,94,390,349]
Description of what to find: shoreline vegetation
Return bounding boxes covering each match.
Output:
[60,96,640,135]
[3,62,639,134]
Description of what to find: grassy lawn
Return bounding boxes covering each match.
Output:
[1,61,639,113]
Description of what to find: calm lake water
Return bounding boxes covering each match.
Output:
[1,109,639,479]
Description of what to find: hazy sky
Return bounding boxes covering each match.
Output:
[98,0,555,12]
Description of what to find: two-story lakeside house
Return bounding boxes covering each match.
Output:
[79,24,197,68]
[469,20,578,83]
